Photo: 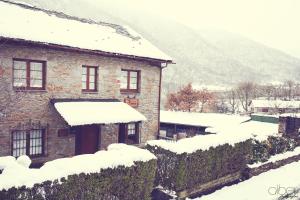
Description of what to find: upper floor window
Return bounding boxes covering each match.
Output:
[120,69,140,93]
[82,66,97,92]
[13,59,46,90]
[12,129,44,157]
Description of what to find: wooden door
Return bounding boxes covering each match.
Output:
[76,125,99,155]
[118,124,126,143]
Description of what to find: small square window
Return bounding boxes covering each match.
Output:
[13,59,46,90]
[120,69,140,93]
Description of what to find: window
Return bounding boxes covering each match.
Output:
[262,108,269,113]
[127,123,139,144]
[12,129,44,157]
[82,66,97,92]
[13,59,46,90]
[120,69,140,92]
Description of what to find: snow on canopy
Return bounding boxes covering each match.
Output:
[0,144,156,190]
[251,99,300,109]
[54,101,147,126]
[0,0,172,62]
[160,110,250,127]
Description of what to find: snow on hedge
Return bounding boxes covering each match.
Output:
[190,160,300,200]
[0,1,171,61]
[147,132,251,155]
[0,144,156,190]
[248,146,300,168]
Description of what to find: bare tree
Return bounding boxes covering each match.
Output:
[236,82,256,112]
[284,80,295,100]
[227,89,239,114]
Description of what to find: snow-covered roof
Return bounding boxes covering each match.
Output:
[0,0,172,62]
[0,144,156,190]
[149,119,278,154]
[280,113,300,118]
[54,100,146,126]
[206,120,279,142]
[251,100,300,109]
[160,110,250,128]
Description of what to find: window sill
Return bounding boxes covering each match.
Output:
[82,91,98,94]
[120,90,140,95]
[14,89,47,93]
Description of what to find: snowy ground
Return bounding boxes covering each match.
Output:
[189,160,300,200]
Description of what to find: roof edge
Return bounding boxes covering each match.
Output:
[0,37,173,65]
[51,98,121,104]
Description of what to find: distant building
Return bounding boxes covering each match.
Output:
[250,100,300,114]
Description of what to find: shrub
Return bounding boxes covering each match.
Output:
[249,140,270,164]
[146,140,252,192]
[249,136,297,164]
[0,160,156,200]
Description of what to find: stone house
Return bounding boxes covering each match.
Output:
[0,1,172,166]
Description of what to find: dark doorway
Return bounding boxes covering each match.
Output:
[118,123,126,143]
[76,125,100,155]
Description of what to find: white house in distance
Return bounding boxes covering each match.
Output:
[250,100,300,114]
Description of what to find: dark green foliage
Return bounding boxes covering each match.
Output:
[0,160,156,200]
[249,136,297,164]
[146,140,252,192]
[249,139,270,163]
[267,136,296,155]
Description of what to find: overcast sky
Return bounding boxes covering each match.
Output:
[88,0,300,58]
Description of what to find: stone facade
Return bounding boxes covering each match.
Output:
[0,43,162,164]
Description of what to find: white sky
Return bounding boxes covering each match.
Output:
[91,0,300,58]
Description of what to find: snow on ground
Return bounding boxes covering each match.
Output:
[0,144,156,190]
[248,146,300,168]
[0,1,171,61]
[54,101,147,126]
[190,160,300,200]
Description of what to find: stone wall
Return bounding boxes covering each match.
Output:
[0,43,161,163]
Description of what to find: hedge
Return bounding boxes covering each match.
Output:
[249,136,297,164]
[0,159,156,200]
[146,140,252,192]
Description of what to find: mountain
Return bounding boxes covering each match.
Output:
[9,0,300,92]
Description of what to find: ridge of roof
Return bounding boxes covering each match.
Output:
[0,0,139,40]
